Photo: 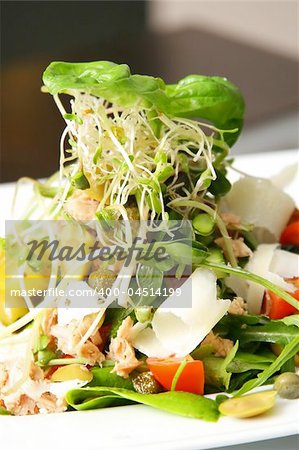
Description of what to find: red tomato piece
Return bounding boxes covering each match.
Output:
[263,286,299,320]
[280,221,299,246]
[147,356,205,395]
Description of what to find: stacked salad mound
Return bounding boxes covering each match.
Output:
[0,62,298,419]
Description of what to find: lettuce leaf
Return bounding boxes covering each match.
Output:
[89,366,134,390]
[66,386,219,421]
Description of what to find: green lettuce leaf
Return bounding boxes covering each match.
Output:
[65,386,219,421]
[89,366,134,389]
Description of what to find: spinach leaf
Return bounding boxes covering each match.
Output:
[66,387,219,421]
[234,334,299,397]
[43,61,245,146]
[208,169,231,197]
[43,61,167,109]
[165,75,245,145]
[89,367,134,390]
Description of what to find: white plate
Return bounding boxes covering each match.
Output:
[0,150,299,450]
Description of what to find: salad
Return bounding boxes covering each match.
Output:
[0,61,298,420]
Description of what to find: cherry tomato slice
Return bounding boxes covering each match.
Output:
[147,356,204,395]
[263,279,299,320]
[280,221,299,246]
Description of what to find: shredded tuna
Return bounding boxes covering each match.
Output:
[0,362,67,415]
[4,390,66,416]
[220,212,241,227]
[51,314,105,365]
[228,297,248,315]
[107,316,141,378]
[42,309,57,336]
[215,237,252,258]
[0,364,8,390]
[286,277,299,289]
[200,331,234,357]
[38,392,66,414]
[29,361,44,381]
[64,191,99,221]
[9,394,39,415]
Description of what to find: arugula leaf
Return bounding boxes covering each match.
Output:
[203,341,239,390]
[216,314,269,331]
[227,351,275,373]
[228,321,299,346]
[228,370,260,392]
[216,314,298,346]
[65,386,219,421]
[234,334,299,396]
[43,61,245,146]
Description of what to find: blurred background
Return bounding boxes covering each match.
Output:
[1,0,298,182]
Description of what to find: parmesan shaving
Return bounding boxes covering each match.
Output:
[132,269,230,358]
[221,176,295,242]
[226,244,297,314]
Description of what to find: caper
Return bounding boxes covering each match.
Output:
[132,371,162,394]
[274,372,299,399]
[88,268,116,293]
[219,391,276,418]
